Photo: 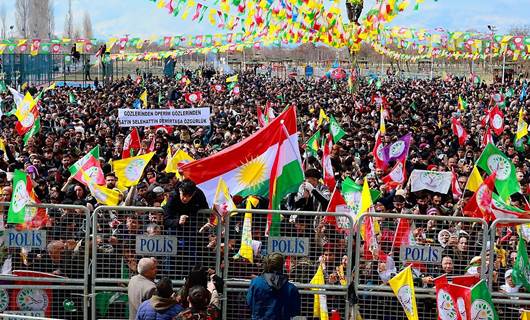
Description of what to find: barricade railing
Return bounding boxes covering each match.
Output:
[0,202,90,320]
[488,218,530,319]
[222,209,354,320]
[90,206,222,320]
[354,212,489,320]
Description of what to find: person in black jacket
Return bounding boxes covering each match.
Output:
[163,179,209,276]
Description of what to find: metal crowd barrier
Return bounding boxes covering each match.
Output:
[222,209,354,320]
[0,202,90,320]
[4,201,530,320]
[354,212,489,320]
[488,218,530,319]
[90,206,222,320]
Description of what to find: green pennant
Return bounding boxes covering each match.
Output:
[306,130,321,156]
[476,143,520,200]
[512,235,530,291]
[329,115,346,143]
[69,92,77,104]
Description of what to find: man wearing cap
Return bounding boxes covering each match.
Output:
[293,168,330,212]
[247,253,300,320]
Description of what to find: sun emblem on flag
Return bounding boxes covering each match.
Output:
[236,156,267,190]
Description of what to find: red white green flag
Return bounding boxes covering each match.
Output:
[69,146,105,186]
[122,128,141,158]
[463,172,496,221]
[181,106,303,212]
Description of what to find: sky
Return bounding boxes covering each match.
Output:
[1,0,529,39]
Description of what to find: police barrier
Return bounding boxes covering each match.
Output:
[488,218,530,319]
[354,212,489,320]
[90,206,222,320]
[0,202,90,320]
[222,209,354,320]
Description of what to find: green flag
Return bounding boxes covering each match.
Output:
[410,101,417,111]
[341,177,381,214]
[175,72,183,80]
[506,87,514,98]
[23,117,41,145]
[512,235,530,291]
[227,82,236,90]
[329,116,346,143]
[0,80,6,93]
[375,79,382,89]
[306,130,320,156]
[69,92,77,104]
[158,91,163,106]
[476,143,520,199]
[470,280,499,320]
[515,136,525,152]
[7,170,34,224]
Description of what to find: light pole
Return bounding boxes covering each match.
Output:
[487,25,496,80]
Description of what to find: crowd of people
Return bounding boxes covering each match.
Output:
[0,65,529,318]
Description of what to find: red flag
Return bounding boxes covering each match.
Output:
[434,275,469,320]
[481,126,494,148]
[451,169,463,199]
[391,217,413,249]
[211,84,224,93]
[184,91,203,104]
[372,132,387,170]
[451,117,467,146]
[325,187,352,233]
[148,136,156,153]
[322,133,336,190]
[480,109,490,128]
[451,274,481,287]
[489,105,504,136]
[257,106,266,127]
[122,128,141,158]
[463,172,496,220]
[382,159,406,190]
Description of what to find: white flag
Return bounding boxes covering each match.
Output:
[409,170,453,194]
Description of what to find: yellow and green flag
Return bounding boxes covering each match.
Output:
[388,266,418,320]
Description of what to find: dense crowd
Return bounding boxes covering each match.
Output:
[0,67,529,318]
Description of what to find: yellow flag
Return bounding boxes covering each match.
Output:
[356,178,372,221]
[165,149,194,178]
[81,170,120,206]
[310,264,329,320]
[465,165,483,192]
[380,106,386,134]
[140,90,148,108]
[318,108,329,126]
[521,310,530,320]
[45,82,56,92]
[226,74,238,83]
[15,92,36,121]
[113,152,155,187]
[388,266,418,320]
[213,178,236,216]
[235,195,258,263]
[0,138,8,161]
[516,107,528,140]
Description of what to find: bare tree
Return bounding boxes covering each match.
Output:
[73,24,81,40]
[0,3,7,39]
[28,0,52,38]
[82,11,93,39]
[509,25,530,37]
[48,0,55,38]
[64,0,73,38]
[15,0,31,38]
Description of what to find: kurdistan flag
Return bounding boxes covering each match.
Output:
[181,106,304,207]
[476,143,520,200]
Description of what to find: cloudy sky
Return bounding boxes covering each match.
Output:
[1,0,528,39]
